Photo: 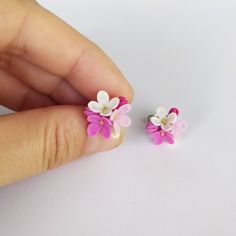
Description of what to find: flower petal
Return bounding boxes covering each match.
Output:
[156,107,167,119]
[174,120,188,131]
[84,108,96,116]
[119,115,131,127]
[152,132,163,145]
[102,117,112,126]
[146,122,160,134]
[118,104,132,114]
[87,123,101,136]
[161,123,172,131]
[88,101,102,113]
[167,112,177,124]
[150,116,161,126]
[101,125,111,138]
[97,90,109,105]
[113,121,121,134]
[165,132,174,144]
[110,110,118,121]
[87,115,101,123]
[108,97,119,109]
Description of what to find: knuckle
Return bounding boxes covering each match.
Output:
[42,118,79,170]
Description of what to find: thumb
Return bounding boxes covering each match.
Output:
[0,106,122,186]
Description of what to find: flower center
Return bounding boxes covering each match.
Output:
[160,130,165,136]
[99,120,104,126]
[101,106,109,114]
[161,118,168,125]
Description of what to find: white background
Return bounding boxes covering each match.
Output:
[0,0,236,235]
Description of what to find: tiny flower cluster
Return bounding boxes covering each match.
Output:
[146,107,187,145]
[85,90,131,139]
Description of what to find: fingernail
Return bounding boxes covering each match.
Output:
[83,129,125,155]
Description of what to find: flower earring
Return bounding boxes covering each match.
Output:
[84,90,132,139]
[146,107,187,145]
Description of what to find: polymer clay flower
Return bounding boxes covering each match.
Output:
[87,115,112,139]
[85,90,131,139]
[150,107,177,131]
[110,104,132,138]
[88,90,119,116]
[146,107,187,145]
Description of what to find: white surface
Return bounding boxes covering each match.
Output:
[1,0,236,235]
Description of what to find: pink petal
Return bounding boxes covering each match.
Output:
[165,132,175,144]
[146,122,160,134]
[84,108,96,116]
[87,115,101,123]
[102,117,112,126]
[101,125,111,138]
[117,96,128,108]
[110,110,118,121]
[152,132,163,145]
[113,121,120,134]
[119,115,131,127]
[175,120,187,131]
[118,104,132,114]
[87,123,101,136]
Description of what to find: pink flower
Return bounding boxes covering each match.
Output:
[110,104,131,137]
[151,130,175,145]
[117,96,128,109]
[87,115,112,139]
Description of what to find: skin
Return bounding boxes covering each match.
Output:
[0,0,133,186]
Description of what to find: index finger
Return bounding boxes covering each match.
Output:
[6,0,133,101]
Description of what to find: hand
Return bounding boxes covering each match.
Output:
[0,0,133,186]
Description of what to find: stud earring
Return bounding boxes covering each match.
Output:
[84,90,132,139]
[146,107,187,145]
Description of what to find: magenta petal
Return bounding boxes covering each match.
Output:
[165,132,175,144]
[169,107,179,116]
[152,132,163,145]
[101,126,111,138]
[87,123,101,136]
[84,108,96,116]
[117,96,128,108]
[146,122,160,134]
[102,117,112,126]
[87,115,101,123]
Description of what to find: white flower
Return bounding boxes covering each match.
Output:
[150,107,177,131]
[88,90,120,116]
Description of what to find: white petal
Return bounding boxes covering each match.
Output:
[108,97,119,109]
[161,123,172,131]
[88,101,101,113]
[156,107,167,119]
[150,116,161,126]
[167,112,177,124]
[118,104,131,114]
[97,90,109,105]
